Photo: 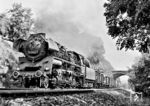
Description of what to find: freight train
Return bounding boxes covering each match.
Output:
[10,33,115,89]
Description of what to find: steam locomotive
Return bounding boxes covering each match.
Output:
[11,33,115,88]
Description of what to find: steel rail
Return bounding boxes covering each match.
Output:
[0,88,94,97]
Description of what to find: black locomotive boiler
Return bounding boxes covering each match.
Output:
[11,33,115,89]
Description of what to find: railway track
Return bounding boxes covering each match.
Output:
[0,88,94,97]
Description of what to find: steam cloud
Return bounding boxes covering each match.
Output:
[33,0,113,74]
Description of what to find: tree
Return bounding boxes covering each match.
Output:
[0,3,33,42]
[128,54,150,96]
[104,0,150,53]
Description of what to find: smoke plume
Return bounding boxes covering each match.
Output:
[33,0,113,74]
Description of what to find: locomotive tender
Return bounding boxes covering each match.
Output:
[12,33,115,88]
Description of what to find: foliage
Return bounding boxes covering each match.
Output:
[0,3,33,42]
[104,0,150,53]
[128,54,150,96]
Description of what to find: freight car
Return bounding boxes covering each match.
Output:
[10,33,115,89]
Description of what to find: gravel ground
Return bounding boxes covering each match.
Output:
[0,91,131,106]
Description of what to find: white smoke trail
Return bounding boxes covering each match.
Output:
[33,0,113,74]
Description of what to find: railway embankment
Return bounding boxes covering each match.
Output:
[0,89,137,106]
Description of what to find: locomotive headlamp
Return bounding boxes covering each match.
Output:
[16,67,20,71]
[35,70,42,77]
[45,67,49,71]
[13,71,19,78]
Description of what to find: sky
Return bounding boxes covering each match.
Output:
[0,0,141,70]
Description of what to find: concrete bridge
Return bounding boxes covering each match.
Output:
[112,70,129,80]
[112,70,129,87]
